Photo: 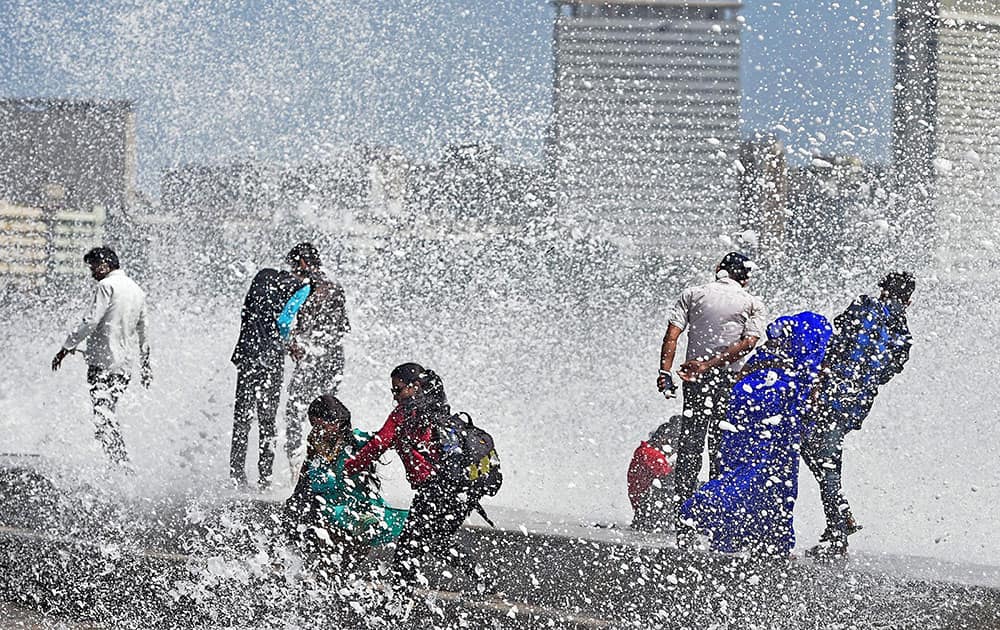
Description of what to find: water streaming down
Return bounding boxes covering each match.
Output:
[1,0,999,627]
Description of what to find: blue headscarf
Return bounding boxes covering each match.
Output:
[679,311,833,555]
[746,311,833,388]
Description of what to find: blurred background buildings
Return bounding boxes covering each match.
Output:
[893,0,1000,273]
[2,0,1000,292]
[0,99,136,282]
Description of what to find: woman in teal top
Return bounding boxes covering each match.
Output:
[285,395,407,560]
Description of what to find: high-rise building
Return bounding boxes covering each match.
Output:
[893,0,1000,271]
[549,0,743,261]
[0,99,137,213]
[0,99,136,283]
[738,133,788,263]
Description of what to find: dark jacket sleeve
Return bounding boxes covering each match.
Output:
[826,298,869,366]
[833,297,869,338]
[878,312,912,385]
[232,269,302,365]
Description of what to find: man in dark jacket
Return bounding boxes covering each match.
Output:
[283,243,350,478]
[802,271,915,557]
[230,257,306,490]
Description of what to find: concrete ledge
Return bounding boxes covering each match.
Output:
[2,475,999,629]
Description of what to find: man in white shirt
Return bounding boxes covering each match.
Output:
[52,247,150,466]
[657,252,766,544]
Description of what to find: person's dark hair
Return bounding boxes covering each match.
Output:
[286,242,321,269]
[83,246,120,270]
[718,251,751,283]
[879,271,916,303]
[391,362,425,385]
[416,368,449,417]
[391,363,451,422]
[308,394,351,432]
[649,416,682,448]
[306,394,380,492]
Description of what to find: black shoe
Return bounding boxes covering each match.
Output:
[819,522,861,543]
[806,540,848,561]
[844,515,863,536]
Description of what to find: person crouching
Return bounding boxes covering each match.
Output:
[628,417,679,533]
[284,394,407,570]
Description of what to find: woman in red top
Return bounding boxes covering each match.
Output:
[344,365,441,487]
[344,362,480,583]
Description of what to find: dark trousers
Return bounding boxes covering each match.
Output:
[632,482,674,532]
[284,347,344,460]
[87,366,131,464]
[674,369,737,520]
[801,408,853,539]
[230,361,283,485]
[394,478,476,578]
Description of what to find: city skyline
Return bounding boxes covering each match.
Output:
[0,0,894,197]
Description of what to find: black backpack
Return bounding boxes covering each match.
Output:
[435,412,502,499]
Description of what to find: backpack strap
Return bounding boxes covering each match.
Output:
[473,502,496,528]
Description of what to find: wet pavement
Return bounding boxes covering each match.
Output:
[0,602,103,629]
[2,466,999,629]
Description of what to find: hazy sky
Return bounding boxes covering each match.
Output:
[0,0,895,195]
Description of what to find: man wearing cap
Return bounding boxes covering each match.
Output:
[52,246,150,467]
[802,271,915,558]
[657,252,767,546]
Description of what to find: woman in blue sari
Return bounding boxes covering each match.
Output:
[679,311,832,557]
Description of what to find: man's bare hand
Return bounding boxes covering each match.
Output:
[656,372,670,392]
[51,348,70,372]
[679,360,710,381]
[657,371,678,398]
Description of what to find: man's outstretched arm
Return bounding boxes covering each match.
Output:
[658,324,683,392]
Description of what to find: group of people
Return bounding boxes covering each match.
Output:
[283,362,498,582]
[629,252,914,558]
[53,243,912,570]
[230,242,500,580]
[53,244,499,583]
[229,242,349,491]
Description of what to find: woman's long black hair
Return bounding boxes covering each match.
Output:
[307,394,381,494]
[390,362,425,385]
[391,362,451,428]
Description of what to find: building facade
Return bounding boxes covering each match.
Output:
[0,99,136,284]
[893,0,1000,271]
[738,134,788,262]
[549,0,743,260]
[0,99,137,213]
